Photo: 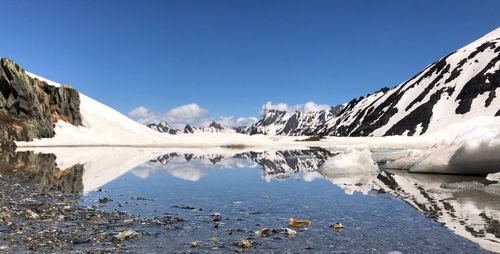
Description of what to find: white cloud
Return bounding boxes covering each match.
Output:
[303,101,331,112]
[216,116,259,128]
[166,103,208,119]
[128,103,258,129]
[128,106,150,118]
[261,101,332,114]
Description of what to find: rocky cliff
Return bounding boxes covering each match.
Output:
[0,58,82,150]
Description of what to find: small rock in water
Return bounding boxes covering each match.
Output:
[98,197,112,203]
[0,212,11,222]
[173,205,197,210]
[330,222,344,231]
[190,240,202,247]
[212,212,222,222]
[209,236,219,244]
[255,228,273,237]
[72,238,91,244]
[114,230,139,241]
[288,218,311,228]
[235,239,252,249]
[281,227,297,237]
[25,209,40,219]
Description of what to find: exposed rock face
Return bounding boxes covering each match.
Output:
[184,124,195,134]
[0,58,82,149]
[208,121,223,131]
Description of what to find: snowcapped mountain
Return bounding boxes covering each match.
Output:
[147,121,180,134]
[319,28,500,137]
[241,106,342,136]
[183,121,233,134]
[245,28,500,137]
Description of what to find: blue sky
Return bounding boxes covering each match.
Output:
[1,0,499,125]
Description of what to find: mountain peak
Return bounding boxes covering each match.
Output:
[208,121,224,130]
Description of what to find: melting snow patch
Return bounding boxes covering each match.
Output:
[320,148,379,173]
[319,149,379,195]
[410,126,500,175]
[486,172,500,182]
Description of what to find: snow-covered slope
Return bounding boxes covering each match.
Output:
[18,73,176,145]
[320,27,500,137]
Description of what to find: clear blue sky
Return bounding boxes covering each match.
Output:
[1,0,499,117]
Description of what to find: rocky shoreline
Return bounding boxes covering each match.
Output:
[0,165,170,253]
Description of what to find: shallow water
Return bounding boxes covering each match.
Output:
[4,147,500,253]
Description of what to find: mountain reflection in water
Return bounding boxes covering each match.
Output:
[7,147,500,253]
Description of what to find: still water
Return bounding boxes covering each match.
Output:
[8,147,500,253]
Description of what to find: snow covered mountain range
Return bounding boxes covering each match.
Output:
[241,106,343,136]
[148,121,236,134]
[214,28,499,137]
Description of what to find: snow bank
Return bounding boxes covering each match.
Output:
[320,148,379,173]
[319,149,379,194]
[410,121,500,175]
[487,172,500,182]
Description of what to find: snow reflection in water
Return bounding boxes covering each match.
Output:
[7,147,500,253]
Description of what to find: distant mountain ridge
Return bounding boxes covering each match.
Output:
[149,120,235,134]
[240,106,343,136]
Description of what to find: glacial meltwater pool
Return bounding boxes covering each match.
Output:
[73,149,500,253]
[63,148,499,253]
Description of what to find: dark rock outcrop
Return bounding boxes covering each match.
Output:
[147,121,180,134]
[184,124,195,134]
[0,58,82,149]
[208,121,223,131]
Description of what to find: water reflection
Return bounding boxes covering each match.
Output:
[9,147,500,252]
[376,171,500,252]
[0,151,83,193]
